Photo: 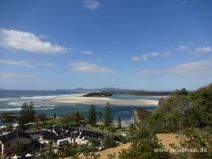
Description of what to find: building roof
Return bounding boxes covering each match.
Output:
[40,130,59,141]
[39,126,104,141]
[0,130,32,143]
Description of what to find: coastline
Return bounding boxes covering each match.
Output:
[47,95,159,106]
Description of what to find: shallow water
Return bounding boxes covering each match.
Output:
[0,90,159,125]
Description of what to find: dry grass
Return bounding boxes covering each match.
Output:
[156,133,182,151]
[66,133,181,159]
[79,143,131,159]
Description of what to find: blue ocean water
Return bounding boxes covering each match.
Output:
[0,90,159,125]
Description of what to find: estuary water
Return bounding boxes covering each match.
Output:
[0,90,160,125]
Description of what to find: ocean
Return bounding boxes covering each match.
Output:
[0,90,159,125]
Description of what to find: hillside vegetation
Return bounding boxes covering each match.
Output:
[82,92,113,97]
[118,84,212,159]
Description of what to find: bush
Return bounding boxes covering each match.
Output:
[60,112,83,123]
[103,135,116,149]
[119,129,170,159]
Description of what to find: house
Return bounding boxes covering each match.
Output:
[39,130,59,144]
[0,130,32,157]
[39,129,75,146]
[39,126,104,146]
[56,138,69,146]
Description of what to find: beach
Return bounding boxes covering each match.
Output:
[48,95,159,106]
[0,91,159,122]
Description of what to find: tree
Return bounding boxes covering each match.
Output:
[76,111,80,121]
[136,107,150,121]
[103,135,116,149]
[13,142,24,156]
[189,84,212,127]
[98,112,102,123]
[60,112,82,123]
[54,113,57,120]
[118,117,121,129]
[128,124,136,136]
[18,102,35,130]
[89,138,102,152]
[119,84,212,159]
[58,144,79,158]
[3,124,13,132]
[38,141,58,159]
[119,129,170,159]
[37,113,49,122]
[103,102,112,127]
[88,105,97,126]
[178,128,211,159]
[0,112,16,123]
[173,88,188,96]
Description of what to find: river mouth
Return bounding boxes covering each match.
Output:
[0,91,162,126]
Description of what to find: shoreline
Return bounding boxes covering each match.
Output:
[47,95,159,106]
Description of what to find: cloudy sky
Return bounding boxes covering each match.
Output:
[0,0,212,90]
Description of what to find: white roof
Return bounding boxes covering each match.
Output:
[26,153,32,157]
[11,155,20,159]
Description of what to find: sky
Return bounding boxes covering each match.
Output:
[0,0,212,90]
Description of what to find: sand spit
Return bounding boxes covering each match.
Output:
[48,95,159,106]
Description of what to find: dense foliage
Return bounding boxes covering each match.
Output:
[149,84,212,132]
[59,111,83,123]
[119,129,170,159]
[103,102,113,127]
[0,112,17,123]
[1,85,211,159]
[83,92,113,97]
[18,102,35,130]
[128,91,172,96]
[88,105,97,126]
[119,84,212,159]
[118,117,121,129]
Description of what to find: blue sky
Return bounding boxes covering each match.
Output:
[0,0,212,90]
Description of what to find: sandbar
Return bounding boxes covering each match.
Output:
[48,95,159,106]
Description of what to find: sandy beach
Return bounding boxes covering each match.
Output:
[48,95,159,106]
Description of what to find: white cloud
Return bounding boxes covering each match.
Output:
[69,62,114,74]
[0,59,32,67]
[131,55,147,61]
[131,52,161,62]
[176,45,212,54]
[132,45,212,62]
[151,52,160,57]
[83,0,100,10]
[0,59,55,67]
[82,50,93,55]
[96,58,102,62]
[180,0,197,7]
[0,72,39,78]
[195,46,212,54]
[138,59,212,78]
[37,62,55,67]
[163,51,172,56]
[177,45,190,51]
[0,29,68,54]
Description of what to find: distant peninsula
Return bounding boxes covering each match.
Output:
[128,91,172,96]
